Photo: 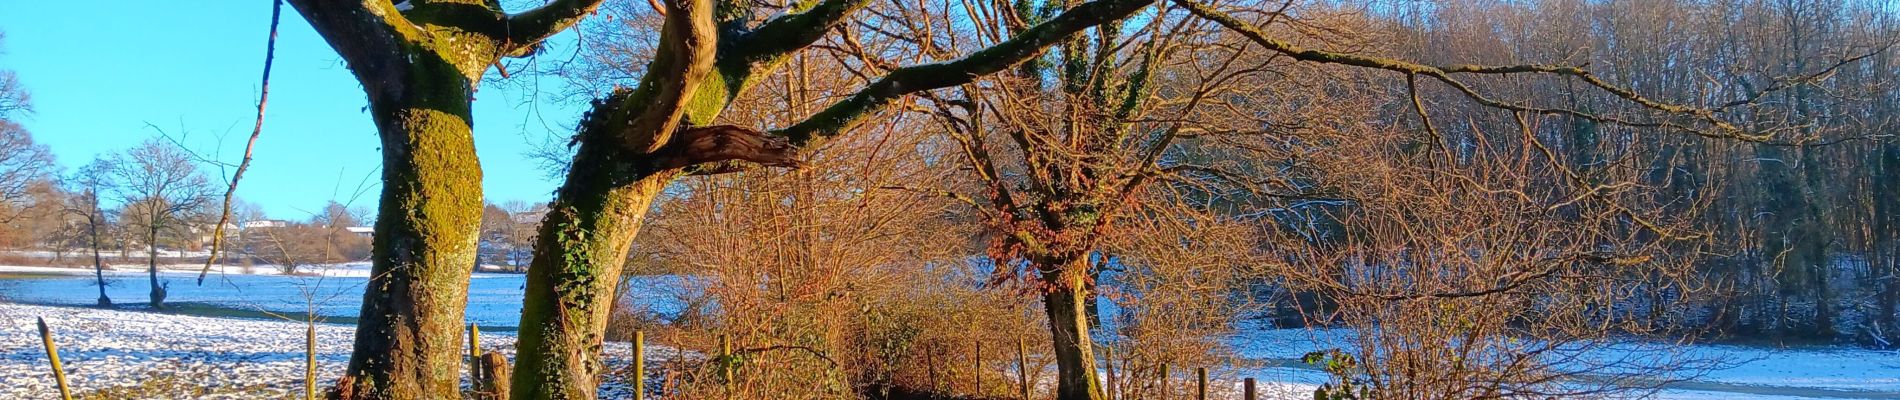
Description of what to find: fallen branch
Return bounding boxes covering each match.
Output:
[198,0,283,286]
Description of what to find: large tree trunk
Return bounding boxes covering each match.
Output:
[510,137,680,399]
[1040,258,1107,400]
[147,227,165,309]
[281,1,612,395]
[333,80,485,400]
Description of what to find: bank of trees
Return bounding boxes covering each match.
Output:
[243,201,374,275]
[1352,0,1900,345]
[238,0,1900,398]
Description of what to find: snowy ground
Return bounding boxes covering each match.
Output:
[3,265,1898,399]
[1,302,357,398]
[0,302,672,399]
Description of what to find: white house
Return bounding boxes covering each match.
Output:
[242,220,289,229]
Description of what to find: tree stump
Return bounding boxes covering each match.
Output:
[476,352,511,400]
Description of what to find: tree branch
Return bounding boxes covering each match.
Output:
[774,0,1155,145]
[1343,253,1651,301]
[1170,0,1809,142]
[1152,164,1345,202]
[618,0,720,153]
[504,0,607,53]
[727,0,876,64]
[650,125,803,172]
[285,0,425,99]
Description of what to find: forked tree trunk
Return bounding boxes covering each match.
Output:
[1040,258,1106,400]
[333,89,485,399]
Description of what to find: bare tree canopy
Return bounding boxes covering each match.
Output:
[0,121,55,221]
[0,32,29,118]
[110,138,213,309]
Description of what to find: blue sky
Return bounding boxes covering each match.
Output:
[0,2,588,220]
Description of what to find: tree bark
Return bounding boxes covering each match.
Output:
[333,85,485,400]
[1040,258,1106,400]
[511,138,680,400]
[279,1,610,397]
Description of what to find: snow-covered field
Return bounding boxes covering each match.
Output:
[0,264,693,328]
[0,302,666,399]
[1,302,356,398]
[3,265,1898,399]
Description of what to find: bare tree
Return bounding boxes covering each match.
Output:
[499,201,543,272]
[0,121,56,222]
[63,157,117,307]
[111,138,213,309]
[0,32,29,118]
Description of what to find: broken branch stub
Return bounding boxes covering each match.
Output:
[651,125,804,173]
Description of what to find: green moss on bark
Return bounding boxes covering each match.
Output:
[339,58,486,400]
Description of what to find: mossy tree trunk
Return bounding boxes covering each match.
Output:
[282,1,605,399]
[510,146,681,400]
[338,84,485,399]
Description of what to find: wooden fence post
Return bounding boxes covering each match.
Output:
[1159,364,1170,400]
[38,317,72,400]
[306,323,317,400]
[1017,338,1030,400]
[973,340,983,395]
[468,324,482,388]
[1244,377,1257,400]
[634,330,645,400]
[477,352,511,400]
[720,334,734,400]
[1195,367,1207,400]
